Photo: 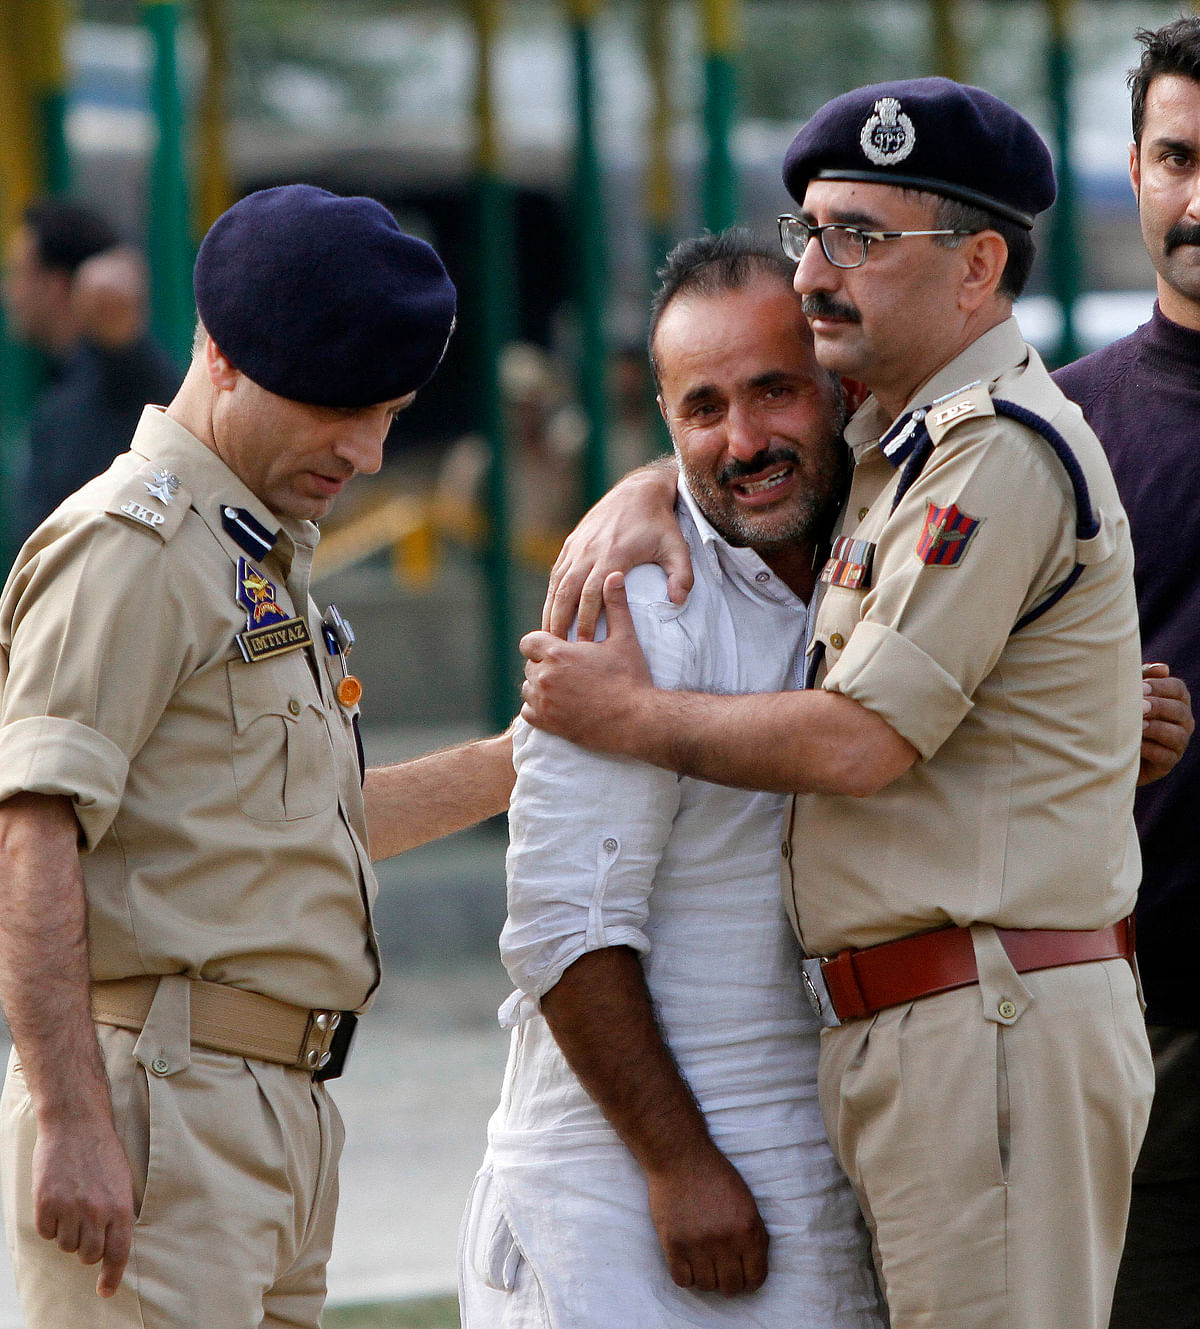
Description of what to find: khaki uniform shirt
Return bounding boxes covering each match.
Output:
[784,319,1142,956]
[0,407,379,1012]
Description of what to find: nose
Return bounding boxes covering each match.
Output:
[1187,172,1200,222]
[793,234,837,297]
[334,411,388,476]
[725,404,767,463]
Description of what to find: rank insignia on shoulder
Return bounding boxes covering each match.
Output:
[924,381,993,444]
[145,470,181,505]
[119,500,166,529]
[820,535,876,590]
[915,501,981,567]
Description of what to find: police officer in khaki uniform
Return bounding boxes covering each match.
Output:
[0,185,515,1328]
[518,81,1155,1329]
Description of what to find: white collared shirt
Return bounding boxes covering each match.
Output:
[459,485,885,1328]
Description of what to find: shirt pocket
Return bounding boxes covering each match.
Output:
[226,658,336,821]
[812,583,865,669]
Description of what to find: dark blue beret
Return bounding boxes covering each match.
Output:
[783,78,1055,230]
[194,184,457,407]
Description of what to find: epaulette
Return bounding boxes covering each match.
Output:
[104,463,191,541]
[923,380,994,445]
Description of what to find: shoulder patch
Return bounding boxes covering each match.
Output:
[924,381,994,445]
[104,464,191,541]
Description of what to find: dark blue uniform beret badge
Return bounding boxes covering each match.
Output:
[194,184,457,408]
[783,77,1056,230]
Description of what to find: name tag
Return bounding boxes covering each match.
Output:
[236,616,313,663]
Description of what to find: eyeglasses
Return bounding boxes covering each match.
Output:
[777,214,977,270]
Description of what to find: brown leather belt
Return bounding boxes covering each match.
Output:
[91,975,356,1079]
[810,917,1135,1024]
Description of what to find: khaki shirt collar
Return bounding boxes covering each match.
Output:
[128,405,319,573]
[844,316,1028,463]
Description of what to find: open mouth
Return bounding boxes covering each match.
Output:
[731,464,793,500]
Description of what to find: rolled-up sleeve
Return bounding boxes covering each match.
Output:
[500,583,686,1007]
[0,516,195,848]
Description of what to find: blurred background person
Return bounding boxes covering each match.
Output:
[2,198,181,544]
[435,341,585,565]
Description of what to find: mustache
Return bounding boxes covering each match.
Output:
[719,447,799,487]
[801,292,862,323]
[1164,220,1200,255]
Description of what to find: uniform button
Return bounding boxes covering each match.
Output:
[306,1049,320,1068]
[151,1057,170,1076]
[858,507,869,521]
[603,837,618,853]
[781,841,791,860]
[755,571,770,583]
[830,632,845,650]
[288,699,302,716]
[998,999,1017,1020]
[314,1012,330,1031]
[318,1051,332,1069]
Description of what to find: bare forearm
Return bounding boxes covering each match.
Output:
[541,946,769,1294]
[0,793,138,1294]
[0,794,110,1122]
[363,730,514,860]
[541,947,714,1171]
[617,687,916,793]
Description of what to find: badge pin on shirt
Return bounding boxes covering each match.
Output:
[322,604,363,708]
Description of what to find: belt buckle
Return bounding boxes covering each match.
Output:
[801,956,841,1029]
[313,1011,358,1082]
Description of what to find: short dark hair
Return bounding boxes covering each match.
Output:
[648,228,795,389]
[1129,18,1200,146]
[930,195,1036,301]
[22,198,120,276]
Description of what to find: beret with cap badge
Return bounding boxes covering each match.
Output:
[194,184,457,409]
[782,77,1056,230]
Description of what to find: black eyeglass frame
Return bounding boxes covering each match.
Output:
[777,214,978,269]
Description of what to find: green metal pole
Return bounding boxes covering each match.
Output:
[471,0,519,732]
[643,0,673,459]
[568,0,609,509]
[1046,0,1081,367]
[143,0,194,367]
[0,0,70,565]
[645,0,673,280]
[928,0,965,82]
[701,0,740,231]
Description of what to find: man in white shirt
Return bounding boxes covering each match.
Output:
[458,230,885,1329]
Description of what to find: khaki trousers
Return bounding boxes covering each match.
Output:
[0,977,343,1328]
[819,948,1153,1329]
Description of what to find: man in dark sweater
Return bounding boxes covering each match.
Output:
[1052,19,1200,1327]
[2,199,181,546]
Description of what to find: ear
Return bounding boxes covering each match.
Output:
[956,230,1009,313]
[205,337,240,391]
[1129,139,1141,203]
[656,393,669,425]
[839,377,870,414]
